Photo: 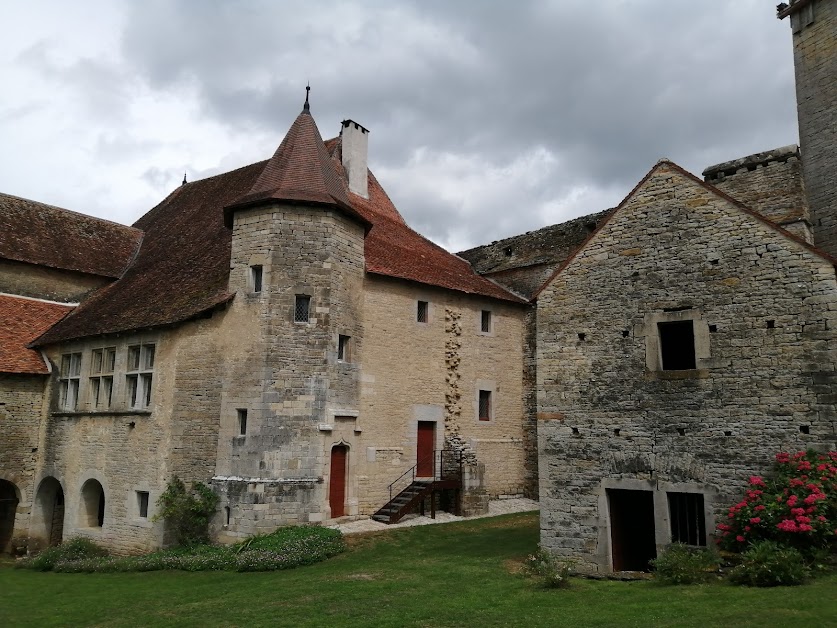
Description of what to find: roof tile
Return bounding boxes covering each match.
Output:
[0,295,73,374]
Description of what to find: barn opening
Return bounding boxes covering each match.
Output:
[607,489,656,572]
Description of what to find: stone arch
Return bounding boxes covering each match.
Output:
[0,480,20,554]
[33,477,65,546]
[79,479,106,528]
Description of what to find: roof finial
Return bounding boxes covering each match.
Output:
[303,83,310,113]
[182,172,187,186]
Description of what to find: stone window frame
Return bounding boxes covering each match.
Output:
[643,309,710,379]
[136,490,150,518]
[89,346,116,410]
[58,352,82,410]
[416,299,430,324]
[294,294,311,324]
[337,334,352,363]
[478,309,494,336]
[474,380,496,423]
[249,264,264,293]
[126,343,156,409]
[237,409,248,436]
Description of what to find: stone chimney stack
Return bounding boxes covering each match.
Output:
[341,119,369,199]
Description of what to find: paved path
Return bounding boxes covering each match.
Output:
[329,497,539,535]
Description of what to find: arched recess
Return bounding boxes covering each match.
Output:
[329,444,349,518]
[33,477,65,546]
[0,480,20,554]
[79,479,106,528]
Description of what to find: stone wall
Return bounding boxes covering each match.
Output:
[537,162,837,573]
[0,259,109,303]
[787,0,837,256]
[0,375,47,552]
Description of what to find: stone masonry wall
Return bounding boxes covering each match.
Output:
[789,0,837,256]
[357,276,527,514]
[213,204,365,541]
[0,259,109,303]
[537,163,837,573]
[0,375,47,552]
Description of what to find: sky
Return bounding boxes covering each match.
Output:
[0,1,799,252]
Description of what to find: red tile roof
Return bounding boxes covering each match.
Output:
[0,294,73,374]
[33,109,524,346]
[0,192,142,278]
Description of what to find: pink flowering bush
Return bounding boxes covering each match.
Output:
[717,450,837,558]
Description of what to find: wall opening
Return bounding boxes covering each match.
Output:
[137,491,150,518]
[0,480,19,554]
[416,421,436,477]
[607,489,656,572]
[657,321,696,370]
[34,477,64,546]
[80,480,105,528]
[668,492,706,546]
[329,445,348,518]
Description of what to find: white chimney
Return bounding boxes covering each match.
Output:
[341,119,369,199]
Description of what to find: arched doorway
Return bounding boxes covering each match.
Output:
[80,479,105,528]
[329,445,348,518]
[0,480,20,554]
[34,477,64,546]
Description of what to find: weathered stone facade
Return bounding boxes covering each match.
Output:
[537,162,837,572]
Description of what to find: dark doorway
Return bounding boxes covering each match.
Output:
[608,489,657,572]
[35,477,65,546]
[0,480,19,554]
[416,421,436,477]
[329,445,348,518]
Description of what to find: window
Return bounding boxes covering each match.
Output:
[58,352,82,410]
[237,409,248,436]
[294,295,310,323]
[338,335,351,362]
[126,344,155,409]
[478,390,492,421]
[480,310,492,333]
[250,265,263,293]
[90,347,116,409]
[657,321,696,370]
[417,300,428,323]
[137,491,149,518]
[668,492,706,546]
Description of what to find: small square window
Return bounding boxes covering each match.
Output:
[294,295,310,323]
[481,310,492,333]
[657,321,696,370]
[237,409,247,436]
[137,491,149,518]
[478,390,492,421]
[251,265,263,293]
[417,300,428,323]
[338,335,351,362]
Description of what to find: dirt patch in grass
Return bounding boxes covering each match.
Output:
[503,558,527,575]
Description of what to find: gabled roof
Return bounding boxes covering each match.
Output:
[33,107,524,346]
[224,108,369,229]
[0,294,73,374]
[532,159,837,299]
[0,192,142,278]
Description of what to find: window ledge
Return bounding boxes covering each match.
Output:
[52,410,153,417]
[646,369,710,381]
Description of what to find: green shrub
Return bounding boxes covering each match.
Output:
[524,547,575,588]
[16,537,109,572]
[153,476,219,547]
[728,541,810,587]
[650,543,719,584]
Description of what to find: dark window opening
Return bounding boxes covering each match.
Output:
[658,321,696,370]
[338,335,351,362]
[417,300,428,323]
[668,492,706,546]
[504,246,513,256]
[294,295,310,323]
[622,330,630,338]
[578,333,586,341]
[481,310,492,333]
[237,409,247,436]
[225,506,231,525]
[800,425,810,435]
[478,390,491,421]
[251,265,263,293]
[137,491,149,518]
[767,320,775,329]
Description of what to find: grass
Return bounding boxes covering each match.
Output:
[1,512,835,627]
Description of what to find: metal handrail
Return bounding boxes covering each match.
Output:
[386,449,462,504]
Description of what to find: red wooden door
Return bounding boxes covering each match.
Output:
[329,446,348,518]
[416,421,435,477]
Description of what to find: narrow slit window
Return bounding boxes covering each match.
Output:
[237,409,248,436]
[478,390,492,421]
[338,335,351,362]
[250,265,263,293]
[417,300,428,323]
[481,310,492,333]
[667,492,706,546]
[657,321,696,370]
[294,295,310,323]
[137,491,149,518]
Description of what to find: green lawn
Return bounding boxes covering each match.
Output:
[1,512,835,627]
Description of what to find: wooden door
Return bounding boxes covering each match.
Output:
[329,445,348,518]
[416,421,436,477]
